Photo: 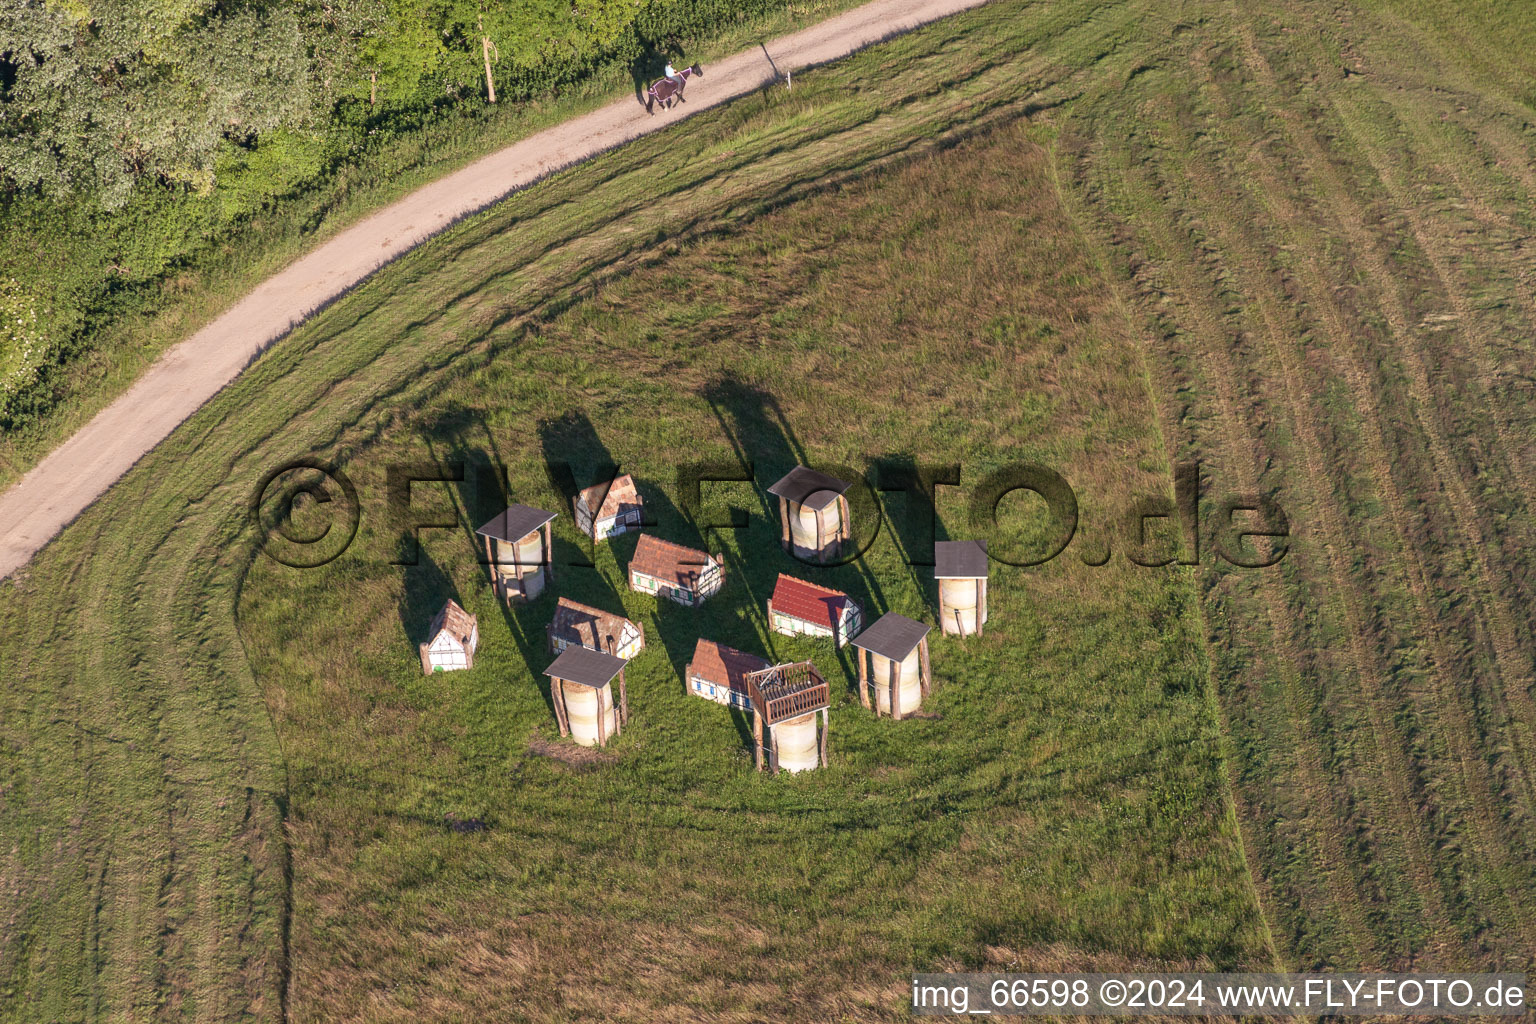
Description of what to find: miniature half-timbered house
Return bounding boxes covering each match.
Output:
[476,503,557,605]
[745,661,831,772]
[766,466,852,562]
[684,639,770,710]
[934,539,989,636]
[543,645,629,747]
[547,597,645,660]
[419,599,478,674]
[573,473,644,542]
[851,612,933,719]
[627,534,724,606]
[767,573,862,647]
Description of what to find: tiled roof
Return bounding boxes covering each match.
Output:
[575,473,642,522]
[549,597,638,653]
[688,639,769,695]
[429,599,476,645]
[770,573,853,630]
[629,534,715,589]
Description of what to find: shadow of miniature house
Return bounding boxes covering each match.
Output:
[419,599,478,674]
[684,638,769,710]
[627,534,724,606]
[934,539,989,637]
[767,573,862,647]
[745,661,831,773]
[476,503,557,605]
[573,473,644,542]
[851,612,933,719]
[543,645,629,747]
[766,467,851,563]
[547,596,645,660]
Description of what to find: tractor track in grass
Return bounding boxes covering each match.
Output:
[1219,27,1536,947]
[1078,127,1383,963]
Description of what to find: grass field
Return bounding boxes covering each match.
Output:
[4,0,1536,1019]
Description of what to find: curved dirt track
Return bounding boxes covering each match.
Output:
[0,0,987,580]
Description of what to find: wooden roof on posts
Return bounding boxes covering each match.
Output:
[765,467,850,511]
[934,539,989,579]
[851,612,931,660]
[543,645,626,688]
[476,503,557,542]
[745,661,830,724]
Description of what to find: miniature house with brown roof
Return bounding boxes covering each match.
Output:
[544,645,629,747]
[767,573,862,646]
[684,639,770,710]
[851,612,933,719]
[935,539,989,636]
[767,466,852,562]
[476,503,557,605]
[745,661,831,772]
[573,473,644,542]
[547,597,645,660]
[419,599,478,674]
[628,534,724,606]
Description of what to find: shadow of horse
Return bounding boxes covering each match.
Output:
[646,64,704,115]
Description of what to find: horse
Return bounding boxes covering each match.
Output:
[646,64,703,114]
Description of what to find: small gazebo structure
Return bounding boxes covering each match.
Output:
[419,599,478,674]
[745,661,830,773]
[573,473,644,542]
[543,645,629,747]
[476,503,557,605]
[851,612,932,720]
[766,467,851,562]
[547,597,645,660]
[934,539,989,636]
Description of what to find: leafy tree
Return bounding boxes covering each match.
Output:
[0,0,313,208]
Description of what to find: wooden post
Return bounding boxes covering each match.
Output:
[890,658,901,721]
[857,648,869,709]
[978,578,986,637]
[837,495,851,557]
[814,505,825,562]
[479,14,498,103]
[818,707,828,767]
[753,710,764,771]
[544,521,554,582]
[596,685,607,746]
[769,727,780,773]
[919,637,932,700]
[779,496,791,550]
[553,679,570,737]
[618,666,629,728]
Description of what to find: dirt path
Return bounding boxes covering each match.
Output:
[0,0,986,581]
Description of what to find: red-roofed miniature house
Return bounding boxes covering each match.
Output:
[767,573,862,647]
[628,534,724,606]
[573,474,644,542]
[419,599,478,674]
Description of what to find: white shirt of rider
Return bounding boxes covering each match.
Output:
[665,63,678,79]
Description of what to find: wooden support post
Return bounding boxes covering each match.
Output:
[837,495,851,557]
[553,679,570,737]
[544,521,554,582]
[919,637,932,700]
[818,707,829,767]
[890,659,901,721]
[857,648,869,709]
[769,727,779,774]
[779,496,791,550]
[596,686,607,747]
[753,710,764,771]
[618,666,629,728]
[814,505,825,562]
[978,578,986,637]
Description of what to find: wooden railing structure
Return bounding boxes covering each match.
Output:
[745,661,831,772]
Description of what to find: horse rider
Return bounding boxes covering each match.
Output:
[664,60,680,87]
